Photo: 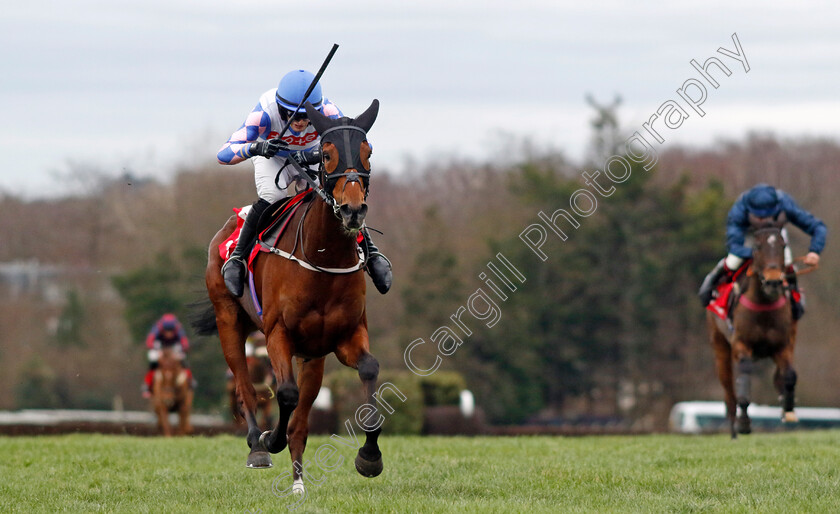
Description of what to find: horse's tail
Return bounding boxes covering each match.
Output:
[189,296,218,336]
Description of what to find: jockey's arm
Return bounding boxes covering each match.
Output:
[217,103,274,165]
[725,198,753,260]
[145,329,159,349]
[780,192,827,260]
[178,330,190,352]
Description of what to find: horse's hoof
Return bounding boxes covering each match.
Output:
[783,411,799,423]
[354,453,383,478]
[292,479,305,495]
[246,451,273,469]
[737,422,752,435]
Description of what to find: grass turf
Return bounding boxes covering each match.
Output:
[1,431,839,513]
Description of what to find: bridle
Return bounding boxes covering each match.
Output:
[286,124,371,216]
[749,226,787,296]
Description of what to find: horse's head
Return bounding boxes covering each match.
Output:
[305,99,379,233]
[749,219,787,298]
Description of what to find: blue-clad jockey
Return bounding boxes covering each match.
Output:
[698,183,826,320]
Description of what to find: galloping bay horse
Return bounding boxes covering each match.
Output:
[151,345,194,436]
[707,218,807,438]
[194,100,384,491]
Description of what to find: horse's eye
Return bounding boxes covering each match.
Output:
[323,153,331,161]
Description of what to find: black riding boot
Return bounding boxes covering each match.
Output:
[361,228,392,294]
[786,268,805,321]
[222,199,270,298]
[698,258,727,307]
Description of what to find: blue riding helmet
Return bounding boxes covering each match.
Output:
[745,184,781,218]
[275,69,323,113]
[159,314,179,331]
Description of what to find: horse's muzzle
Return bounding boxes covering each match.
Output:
[339,203,368,230]
[761,270,785,297]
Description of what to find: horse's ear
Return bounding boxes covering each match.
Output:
[352,99,379,133]
[305,101,338,135]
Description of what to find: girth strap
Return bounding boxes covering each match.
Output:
[259,240,365,274]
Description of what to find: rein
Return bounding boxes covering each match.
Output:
[262,121,372,274]
[259,194,365,274]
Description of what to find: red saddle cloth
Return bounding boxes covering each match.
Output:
[219,207,247,262]
[707,283,735,320]
[706,260,751,321]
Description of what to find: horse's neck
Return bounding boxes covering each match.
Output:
[301,199,359,265]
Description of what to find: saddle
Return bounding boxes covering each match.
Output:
[248,189,315,272]
[217,189,314,269]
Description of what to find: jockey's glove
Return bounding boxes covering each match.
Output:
[249,139,288,158]
[289,148,322,166]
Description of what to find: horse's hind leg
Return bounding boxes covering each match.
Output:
[216,303,268,467]
[711,326,737,439]
[773,347,798,423]
[336,328,383,478]
[733,341,754,435]
[287,357,326,496]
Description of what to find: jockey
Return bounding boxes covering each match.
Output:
[698,183,826,320]
[142,313,193,398]
[216,69,392,298]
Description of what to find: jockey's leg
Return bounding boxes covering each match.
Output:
[361,228,392,294]
[786,266,805,321]
[142,352,159,397]
[222,198,270,297]
[698,258,725,306]
[698,254,743,307]
[180,357,197,389]
[142,366,156,398]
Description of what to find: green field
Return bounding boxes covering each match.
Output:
[2,432,840,513]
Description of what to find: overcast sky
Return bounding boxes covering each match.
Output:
[2,1,839,198]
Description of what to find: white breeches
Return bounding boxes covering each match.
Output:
[253,156,317,203]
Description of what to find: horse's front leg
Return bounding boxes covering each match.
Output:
[287,357,326,496]
[180,387,194,435]
[773,346,798,423]
[733,341,754,435]
[262,328,297,455]
[153,400,172,437]
[336,326,383,478]
[151,375,172,437]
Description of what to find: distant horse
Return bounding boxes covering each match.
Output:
[707,219,811,438]
[194,100,384,492]
[228,347,275,432]
[151,345,194,436]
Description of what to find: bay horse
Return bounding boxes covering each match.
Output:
[151,345,194,436]
[194,100,384,491]
[707,218,805,438]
